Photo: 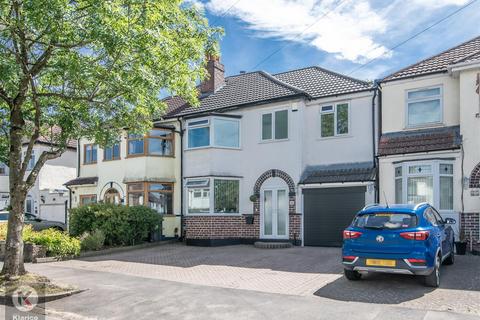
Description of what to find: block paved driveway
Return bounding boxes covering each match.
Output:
[33,243,480,316]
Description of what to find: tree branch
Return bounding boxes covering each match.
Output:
[24,147,64,189]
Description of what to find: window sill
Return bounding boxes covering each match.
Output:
[83,162,97,165]
[126,154,175,159]
[258,138,289,144]
[403,123,445,131]
[185,146,241,151]
[186,213,242,217]
[103,159,121,162]
[317,134,352,141]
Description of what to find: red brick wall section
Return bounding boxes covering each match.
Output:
[289,214,301,242]
[461,212,480,244]
[185,214,260,239]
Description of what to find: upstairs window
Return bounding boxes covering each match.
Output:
[127,129,174,157]
[406,86,442,127]
[23,150,36,170]
[84,144,97,164]
[320,102,349,138]
[187,118,240,149]
[103,142,121,161]
[262,109,288,141]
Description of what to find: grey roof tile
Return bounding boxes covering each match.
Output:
[383,36,480,82]
[300,162,376,184]
[378,126,461,156]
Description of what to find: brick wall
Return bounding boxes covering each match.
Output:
[461,212,480,244]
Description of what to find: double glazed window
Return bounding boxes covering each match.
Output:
[80,194,97,206]
[127,129,174,157]
[103,142,121,161]
[406,86,442,127]
[395,161,453,210]
[187,118,240,149]
[320,102,349,137]
[262,110,288,141]
[84,144,97,164]
[186,178,239,214]
[127,182,173,214]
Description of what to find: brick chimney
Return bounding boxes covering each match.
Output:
[200,54,225,94]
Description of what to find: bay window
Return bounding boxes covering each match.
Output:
[406,86,442,127]
[262,109,288,141]
[187,117,240,149]
[394,161,453,210]
[127,182,173,214]
[80,194,97,206]
[186,178,239,214]
[320,102,349,138]
[127,129,174,157]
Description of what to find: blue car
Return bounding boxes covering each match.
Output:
[342,203,455,287]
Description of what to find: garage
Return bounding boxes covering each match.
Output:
[303,186,366,247]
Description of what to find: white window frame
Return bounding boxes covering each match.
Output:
[185,177,241,215]
[319,101,351,138]
[260,108,289,142]
[394,160,454,212]
[186,117,241,150]
[405,85,443,128]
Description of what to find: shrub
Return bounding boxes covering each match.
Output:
[69,204,162,246]
[0,224,35,241]
[24,229,81,257]
[80,229,105,251]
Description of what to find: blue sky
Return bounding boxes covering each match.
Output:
[189,0,480,81]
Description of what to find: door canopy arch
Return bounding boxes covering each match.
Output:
[254,169,296,197]
[470,162,480,188]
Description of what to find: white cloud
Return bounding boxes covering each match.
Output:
[205,0,471,63]
[184,0,205,11]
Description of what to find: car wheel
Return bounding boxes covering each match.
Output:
[443,243,455,265]
[344,269,361,281]
[424,254,441,287]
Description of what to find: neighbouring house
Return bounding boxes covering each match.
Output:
[378,36,480,244]
[65,119,182,239]
[0,132,77,222]
[163,55,378,246]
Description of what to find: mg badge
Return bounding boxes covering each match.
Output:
[376,235,384,243]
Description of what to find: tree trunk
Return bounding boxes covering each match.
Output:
[1,104,27,277]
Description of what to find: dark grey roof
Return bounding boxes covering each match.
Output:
[164,67,372,118]
[383,36,480,82]
[300,162,376,184]
[378,125,461,156]
[64,176,98,186]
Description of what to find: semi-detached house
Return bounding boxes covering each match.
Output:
[378,36,480,244]
[164,56,378,246]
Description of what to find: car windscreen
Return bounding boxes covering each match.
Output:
[353,212,417,230]
[0,213,9,221]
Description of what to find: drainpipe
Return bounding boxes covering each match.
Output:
[76,139,81,178]
[372,80,382,203]
[176,118,184,241]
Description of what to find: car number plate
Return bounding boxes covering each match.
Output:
[365,259,396,267]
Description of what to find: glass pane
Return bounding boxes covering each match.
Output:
[277,190,287,236]
[85,147,91,163]
[149,183,172,191]
[262,113,272,140]
[185,179,209,187]
[321,113,334,137]
[440,176,453,210]
[148,192,173,214]
[188,127,210,148]
[407,176,433,205]
[149,129,172,138]
[188,188,210,213]
[104,146,113,161]
[408,99,441,125]
[321,105,333,112]
[25,200,32,214]
[92,146,97,162]
[148,138,173,156]
[128,139,144,155]
[408,165,432,174]
[113,143,120,159]
[214,179,239,213]
[395,178,403,203]
[440,164,453,175]
[128,193,144,206]
[395,167,402,177]
[264,190,273,236]
[408,88,440,99]
[214,119,240,148]
[336,103,349,135]
[188,119,209,127]
[128,183,144,191]
[275,110,288,139]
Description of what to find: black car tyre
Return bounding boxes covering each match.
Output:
[443,242,455,265]
[424,255,441,287]
[344,269,361,281]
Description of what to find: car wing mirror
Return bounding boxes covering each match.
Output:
[444,218,456,224]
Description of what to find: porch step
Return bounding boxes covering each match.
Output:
[254,241,293,249]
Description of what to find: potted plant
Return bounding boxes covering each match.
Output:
[455,225,467,255]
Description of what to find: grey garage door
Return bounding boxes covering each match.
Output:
[303,186,366,247]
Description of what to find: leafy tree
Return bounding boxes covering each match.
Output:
[0,0,220,276]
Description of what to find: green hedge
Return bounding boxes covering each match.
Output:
[69,204,162,246]
[24,228,81,257]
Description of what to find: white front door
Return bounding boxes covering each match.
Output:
[261,188,289,239]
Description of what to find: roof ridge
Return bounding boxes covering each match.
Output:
[259,71,310,98]
[312,66,371,86]
[272,65,318,76]
[383,35,480,82]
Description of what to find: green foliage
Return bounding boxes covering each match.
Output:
[0,224,34,241]
[69,204,162,246]
[80,229,105,251]
[24,229,81,257]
